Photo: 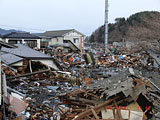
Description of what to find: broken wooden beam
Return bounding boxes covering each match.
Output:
[91,108,99,119]
[72,96,120,120]
[7,69,50,80]
[68,96,98,105]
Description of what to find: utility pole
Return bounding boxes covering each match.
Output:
[104,0,108,53]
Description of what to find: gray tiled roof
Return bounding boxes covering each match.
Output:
[2,44,53,59]
[1,53,23,65]
[0,41,15,48]
[2,32,41,39]
[40,29,84,37]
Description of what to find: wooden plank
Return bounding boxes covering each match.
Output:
[72,96,120,120]
[113,100,123,120]
[7,69,50,80]
[85,92,100,99]
[29,60,32,73]
[2,70,7,97]
[91,108,99,119]
[68,96,97,105]
[113,109,116,119]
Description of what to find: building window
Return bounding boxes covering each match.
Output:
[8,39,23,45]
[17,40,22,44]
[24,40,37,48]
[63,40,68,43]
[73,38,79,43]
[8,40,18,45]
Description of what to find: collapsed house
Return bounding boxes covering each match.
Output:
[57,69,157,120]
[1,44,60,72]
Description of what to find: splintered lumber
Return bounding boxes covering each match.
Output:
[149,80,160,91]
[68,96,97,105]
[113,100,122,119]
[72,96,120,120]
[7,69,50,80]
[91,108,99,119]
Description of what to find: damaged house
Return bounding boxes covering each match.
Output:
[1,44,60,73]
[0,41,16,108]
[0,40,159,119]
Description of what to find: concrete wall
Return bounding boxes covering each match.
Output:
[49,37,63,46]
[37,39,41,49]
[3,38,9,43]
[49,38,56,45]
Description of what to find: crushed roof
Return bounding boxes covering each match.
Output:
[0,41,16,48]
[2,44,53,59]
[1,53,23,65]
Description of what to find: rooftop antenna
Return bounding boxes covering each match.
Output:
[104,0,108,54]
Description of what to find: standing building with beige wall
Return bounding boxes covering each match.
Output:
[40,29,85,52]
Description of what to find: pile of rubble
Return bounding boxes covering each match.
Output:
[0,44,160,120]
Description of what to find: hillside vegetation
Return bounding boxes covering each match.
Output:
[89,11,160,43]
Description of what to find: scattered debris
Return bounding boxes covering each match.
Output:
[0,43,160,120]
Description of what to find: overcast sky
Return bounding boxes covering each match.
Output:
[0,0,159,35]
